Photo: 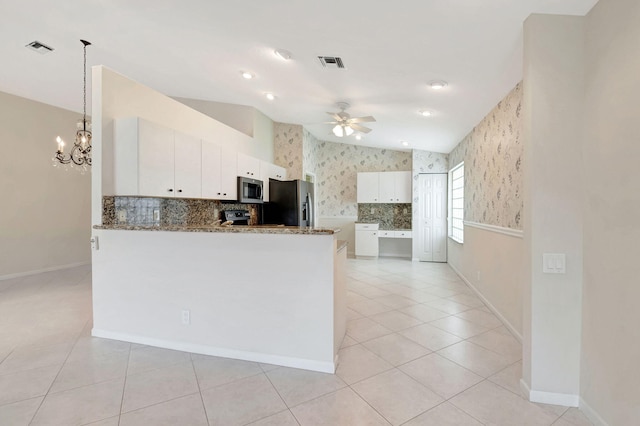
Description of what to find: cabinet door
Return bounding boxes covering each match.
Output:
[174,132,202,198]
[138,120,175,197]
[237,152,260,178]
[259,162,287,202]
[357,172,380,203]
[394,171,412,203]
[201,141,221,199]
[378,172,396,203]
[219,148,238,200]
[355,230,379,257]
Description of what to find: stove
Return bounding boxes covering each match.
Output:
[222,209,250,225]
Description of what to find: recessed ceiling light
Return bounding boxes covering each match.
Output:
[274,49,292,60]
[265,92,276,101]
[428,80,448,90]
[418,109,433,117]
[401,141,409,147]
[355,134,362,140]
[241,71,254,79]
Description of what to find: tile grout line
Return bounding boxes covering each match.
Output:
[28,317,92,426]
[116,341,133,426]
[260,371,301,425]
[188,353,212,426]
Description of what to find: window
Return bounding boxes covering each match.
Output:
[448,162,464,243]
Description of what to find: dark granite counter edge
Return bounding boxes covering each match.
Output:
[93,224,339,235]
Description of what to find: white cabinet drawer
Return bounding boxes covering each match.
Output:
[378,230,413,239]
[394,230,412,239]
[355,223,379,231]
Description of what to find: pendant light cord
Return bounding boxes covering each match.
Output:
[80,39,91,131]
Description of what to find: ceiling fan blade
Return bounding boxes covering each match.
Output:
[322,121,339,124]
[349,116,376,123]
[350,124,373,133]
[326,112,342,121]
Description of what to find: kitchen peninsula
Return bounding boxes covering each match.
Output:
[92,223,347,373]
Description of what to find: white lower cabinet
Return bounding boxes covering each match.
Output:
[355,223,379,257]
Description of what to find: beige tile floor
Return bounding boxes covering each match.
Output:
[0,260,595,425]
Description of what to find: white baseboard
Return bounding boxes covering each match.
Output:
[579,397,609,426]
[92,328,335,374]
[520,379,580,407]
[0,261,91,281]
[448,262,523,342]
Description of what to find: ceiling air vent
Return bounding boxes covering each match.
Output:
[318,56,345,69]
[26,41,54,54]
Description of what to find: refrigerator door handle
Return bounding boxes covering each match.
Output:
[307,192,314,227]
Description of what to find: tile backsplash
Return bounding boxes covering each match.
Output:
[357,203,412,230]
[103,196,260,226]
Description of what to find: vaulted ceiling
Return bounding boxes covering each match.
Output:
[0,0,598,152]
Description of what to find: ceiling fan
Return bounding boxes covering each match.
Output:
[325,102,376,137]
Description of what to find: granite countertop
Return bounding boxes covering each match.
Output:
[93,224,340,235]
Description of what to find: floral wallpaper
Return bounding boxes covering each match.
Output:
[302,128,321,180]
[312,141,411,217]
[273,122,303,180]
[449,82,523,230]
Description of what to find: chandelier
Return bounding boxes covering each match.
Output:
[53,39,92,172]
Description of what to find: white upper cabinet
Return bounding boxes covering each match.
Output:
[357,171,411,204]
[393,171,412,203]
[137,119,175,197]
[237,152,261,178]
[115,118,202,198]
[174,132,202,198]
[260,162,287,202]
[202,141,237,201]
[378,173,396,202]
[357,172,379,203]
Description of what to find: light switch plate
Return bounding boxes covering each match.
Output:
[543,253,566,274]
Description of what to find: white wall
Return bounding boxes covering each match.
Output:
[0,91,91,278]
[448,226,523,338]
[522,14,584,405]
[580,0,640,423]
[91,66,272,225]
[173,96,275,162]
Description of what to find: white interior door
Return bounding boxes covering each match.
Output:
[418,174,448,262]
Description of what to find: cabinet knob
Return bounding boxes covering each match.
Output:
[217,192,221,195]
[168,189,173,192]
[178,189,183,193]
[223,193,227,196]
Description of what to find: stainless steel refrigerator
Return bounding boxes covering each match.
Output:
[263,179,314,227]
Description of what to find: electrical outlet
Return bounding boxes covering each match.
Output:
[153,209,160,222]
[181,309,190,325]
[117,209,127,223]
[371,208,376,214]
[90,236,99,250]
[403,208,408,214]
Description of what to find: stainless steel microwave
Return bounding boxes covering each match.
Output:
[237,177,264,204]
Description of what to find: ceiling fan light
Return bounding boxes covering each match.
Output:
[345,126,354,136]
[355,134,362,140]
[241,71,254,79]
[419,109,433,117]
[332,125,343,137]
